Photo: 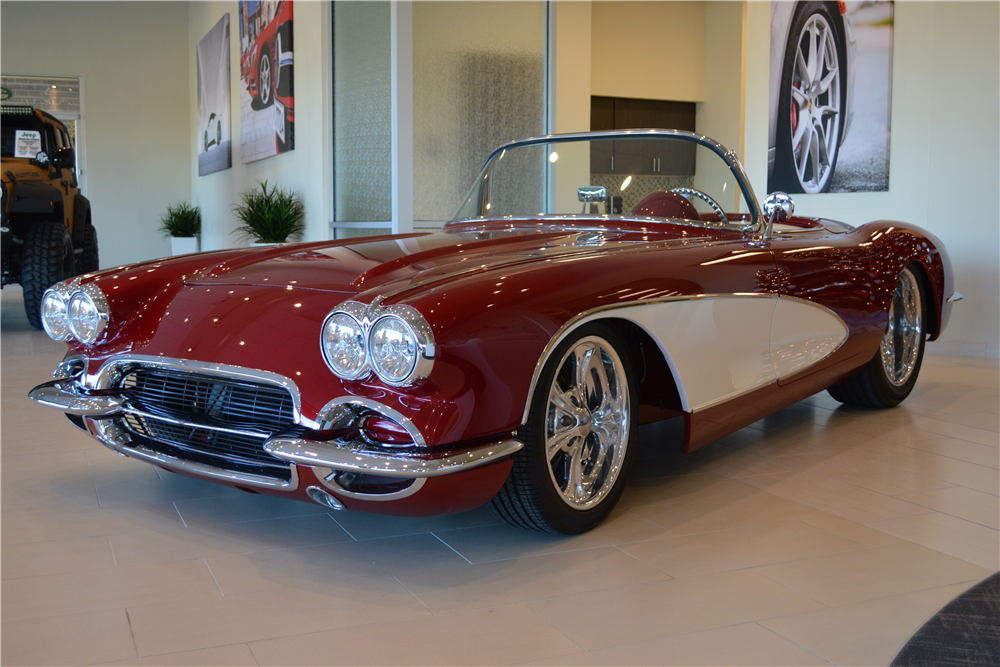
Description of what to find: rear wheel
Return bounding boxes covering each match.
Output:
[22,221,76,329]
[488,323,637,533]
[828,267,926,407]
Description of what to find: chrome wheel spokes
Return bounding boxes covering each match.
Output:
[791,13,842,193]
[880,269,923,386]
[545,337,629,509]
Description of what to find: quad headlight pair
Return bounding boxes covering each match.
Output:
[321,299,435,387]
[41,283,110,345]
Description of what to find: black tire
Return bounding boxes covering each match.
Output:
[204,131,208,152]
[828,267,926,408]
[217,121,222,144]
[488,323,638,534]
[79,223,99,274]
[22,221,76,329]
[770,1,847,194]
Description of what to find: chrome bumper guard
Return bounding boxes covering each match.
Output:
[28,378,524,480]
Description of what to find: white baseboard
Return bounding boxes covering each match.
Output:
[926,341,1000,359]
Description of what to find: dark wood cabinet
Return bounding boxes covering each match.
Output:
[590,96,696,175]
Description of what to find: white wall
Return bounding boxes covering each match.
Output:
[188,1,332,251]
[591,1,706,102]
[744,1,999,355]
[1,1,192,269]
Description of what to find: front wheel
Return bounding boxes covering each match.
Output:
[22,221,76,329]
[828,266,926,407]
[488,323,637,533]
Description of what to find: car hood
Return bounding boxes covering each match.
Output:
[185,222,714,297]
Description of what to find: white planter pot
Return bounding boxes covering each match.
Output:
[170,236,200,256]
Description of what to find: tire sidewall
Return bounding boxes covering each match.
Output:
[521,322,638,534]
[868,267,927,406]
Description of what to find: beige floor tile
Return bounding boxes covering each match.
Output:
[529,570,823,651]
[396,546,669,614]
[205,533,468,596]
[329,505,500,541]
[617,471,731,509]
[855,442,999,495]
[629,478,821,534]
[739,469,934,524]
[434,509,672,563]
[893,485,1000,529]
[525,622,830,666]
[2,533,116,579]
[173,492,334,526]
[800,514,904,547]
[95,472,245,508]
[620,520,866,578]
[249,605,582,666]
[774,448,956,496]
[2,448,91,472]
[753,541,993,607]
[3,558,222,621]
[98,643,259,666]
[760,581,979,667]
[0,500,185,546]
[127,581,431,656]
[913,415,1000,445]
[110,513,353,568]
[1,607,138,666]
[866,511,1000,570]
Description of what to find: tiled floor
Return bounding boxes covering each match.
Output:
[2,286,997,666]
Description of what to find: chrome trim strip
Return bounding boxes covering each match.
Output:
[947,292,964,303]
[87,418,299,490]
[120,406,272,440]
[28,378,126,416]
[263,437,523,478]
[518,292,847,424]
[313,468,427,501]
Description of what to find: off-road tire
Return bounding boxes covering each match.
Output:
[79,223,99,274]
[22,221,76,329]
[487,323,638,534]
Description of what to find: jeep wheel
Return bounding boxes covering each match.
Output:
[22,221,76,329]
[80,223,100,274]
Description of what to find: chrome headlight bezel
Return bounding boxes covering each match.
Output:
[41,282,75,341]
[319,297,435,387]
[320,309,368,380]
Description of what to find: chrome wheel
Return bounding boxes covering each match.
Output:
[259,51,272,105]
[545,336,630,509]
[790,11,842,193]
[880,268,923,387]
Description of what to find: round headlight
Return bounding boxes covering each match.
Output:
[321,313,367,378]
[67,285,109,344]
[41,287,71,341]
[369,316,418,384]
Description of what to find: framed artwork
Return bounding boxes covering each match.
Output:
[197,14,233,176]
[768,1,893,193]
[238,0,295,163]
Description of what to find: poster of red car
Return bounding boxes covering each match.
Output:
[238,0,294,163]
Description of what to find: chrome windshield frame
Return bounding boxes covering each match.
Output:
[462,129,763,234]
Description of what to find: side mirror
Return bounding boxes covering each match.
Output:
[763,192,794,238]
[578,185,607,214]
[52,147,75,168]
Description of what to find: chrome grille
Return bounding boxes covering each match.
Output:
[116,366,296,480]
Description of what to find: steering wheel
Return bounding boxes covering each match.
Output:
[669,188,728,225]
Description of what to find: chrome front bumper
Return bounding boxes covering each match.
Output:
[28,377,523,481]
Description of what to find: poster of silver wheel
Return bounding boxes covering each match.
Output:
[768,1,893,194]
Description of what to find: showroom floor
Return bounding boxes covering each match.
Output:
[2,286,997,666]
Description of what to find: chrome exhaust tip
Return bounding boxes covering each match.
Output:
[306,485,347,510]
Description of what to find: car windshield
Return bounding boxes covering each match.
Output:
[1,116,43,159]
[452,132,757,228]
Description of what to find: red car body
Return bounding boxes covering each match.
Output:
[30,131,958,533]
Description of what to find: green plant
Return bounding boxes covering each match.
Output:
[159,202,201,238]
[231,180,305,244]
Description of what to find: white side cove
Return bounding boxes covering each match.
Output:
[570,295,848,412]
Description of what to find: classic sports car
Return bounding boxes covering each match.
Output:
[29,130,959,534]
[242,0,293,111]
[768,1,856,194]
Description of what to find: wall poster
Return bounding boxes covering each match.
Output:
[238,0,295,163]
[768,1,894,194]
[197,14,233,176]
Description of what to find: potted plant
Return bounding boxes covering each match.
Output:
[232,180,305,245]
[159,202,201,255]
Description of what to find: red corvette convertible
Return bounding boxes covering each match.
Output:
[30,130,959,534]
